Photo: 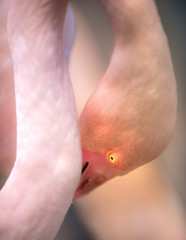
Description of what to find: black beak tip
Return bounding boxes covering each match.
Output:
[81,162,89,175]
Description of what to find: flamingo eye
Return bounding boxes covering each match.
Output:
[107,152,117,164]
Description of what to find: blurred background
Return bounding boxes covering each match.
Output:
[56,0,186,239]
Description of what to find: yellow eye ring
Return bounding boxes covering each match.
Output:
[107,152,118,164]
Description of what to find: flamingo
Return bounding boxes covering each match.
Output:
[0,0,81,239]
[0,0,176,239]
[74,0,177,198]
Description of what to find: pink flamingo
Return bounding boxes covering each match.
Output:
[0,0,81,239]
[0,0,176,238]
[75,0,177,197]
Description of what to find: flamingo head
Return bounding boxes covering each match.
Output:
[74,62,177,199]
[74,149,121,198]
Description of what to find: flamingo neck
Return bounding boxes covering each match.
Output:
[0,1,81,239]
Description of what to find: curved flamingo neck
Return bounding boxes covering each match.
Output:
[0,1,81,239]
[80,0,177,172]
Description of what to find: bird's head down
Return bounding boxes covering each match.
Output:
[74,67,177,199]
[74,150,121,199]
[74,0,177,199]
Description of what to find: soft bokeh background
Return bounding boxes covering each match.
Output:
[55,0,186,239]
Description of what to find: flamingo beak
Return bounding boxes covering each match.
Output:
[74,149,116,199]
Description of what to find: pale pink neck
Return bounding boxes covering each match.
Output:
[0,1,81,239]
